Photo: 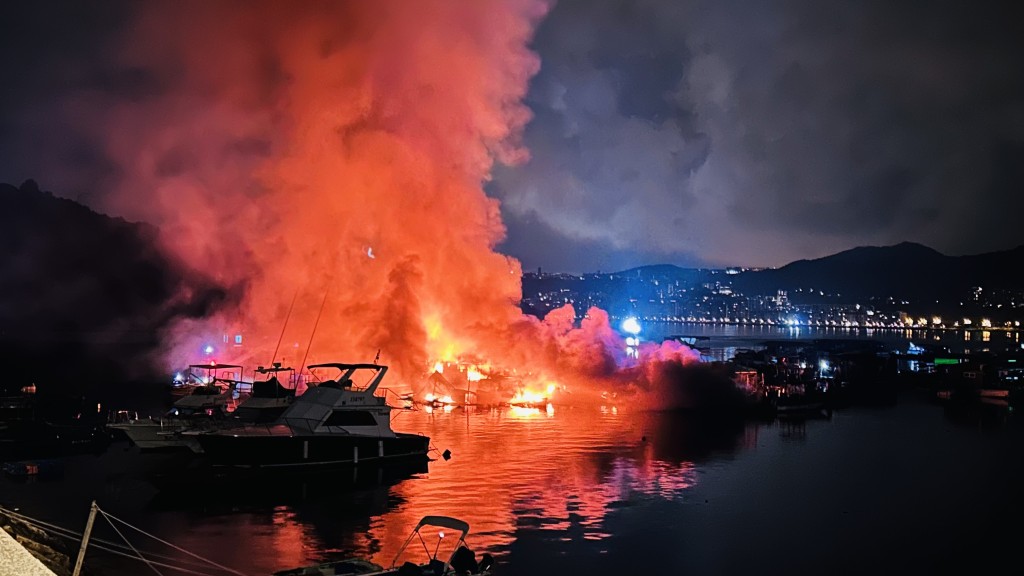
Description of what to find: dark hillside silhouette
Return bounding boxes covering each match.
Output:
[729,241,1024,312]
[0,180,230,407]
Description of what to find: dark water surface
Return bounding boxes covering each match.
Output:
[2,389,1022,576]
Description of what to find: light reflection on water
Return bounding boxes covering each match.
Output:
[362,406,722,566]
[0,405,748,575]
[644,323,1023,356]
[2,392,1021,576]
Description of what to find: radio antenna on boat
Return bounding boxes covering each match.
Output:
[299,286,330,380]
[271,288,299,366]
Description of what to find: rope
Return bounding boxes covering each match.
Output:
[0,506,82,539]
[100,510,251,576]
[0,505,251,576]
[72,541,233,576]
[1,507,227,573]
[100,510,165,576]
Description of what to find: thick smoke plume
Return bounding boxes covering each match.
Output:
[78,0,702,404]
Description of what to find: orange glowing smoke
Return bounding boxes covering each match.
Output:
[91,0,705,408]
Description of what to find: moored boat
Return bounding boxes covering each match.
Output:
[107,363,244,452]
[2,458,63,478]
[774,397,831,419]
[1,384,110,461]
[230,363,299,424]
[169,362,245,399]
[273,515,493,576]
[195,362,430,469]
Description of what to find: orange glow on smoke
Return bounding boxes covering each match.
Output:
[94,0,704,409]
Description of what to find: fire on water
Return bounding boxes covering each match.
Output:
[409,359,561,409]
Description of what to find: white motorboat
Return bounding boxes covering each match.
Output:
[195,362,430,469]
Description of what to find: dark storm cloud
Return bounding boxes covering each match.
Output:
[492,0,1024,270]
[500,208,687,274]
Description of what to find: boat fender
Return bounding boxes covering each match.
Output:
[442,449,452,461]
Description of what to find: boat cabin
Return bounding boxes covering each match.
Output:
[275,363,393,436]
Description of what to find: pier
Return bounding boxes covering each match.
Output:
[0,524,58,576]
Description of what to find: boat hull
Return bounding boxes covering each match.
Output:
[108,420,206,453]
[195,432,430,469]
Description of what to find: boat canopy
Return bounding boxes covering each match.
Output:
[307,363,384,371]
[256,366,294,373]
[416,515,470,535]
[252,378,295,398]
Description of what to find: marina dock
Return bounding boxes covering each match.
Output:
[0,525,58,576]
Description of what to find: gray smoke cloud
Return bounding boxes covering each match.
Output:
[3,0,1024,277]
[492,0,1024,271]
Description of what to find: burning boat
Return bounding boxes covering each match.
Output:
[412,360,546,409]
[194,362,430,469]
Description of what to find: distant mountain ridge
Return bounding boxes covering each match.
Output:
[602,242,1024,304]
[606,263,708,283]
[727,241,1024,304]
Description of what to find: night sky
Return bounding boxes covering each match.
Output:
[3,0,1024,273]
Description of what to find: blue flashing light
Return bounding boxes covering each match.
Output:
[621,317,642,335]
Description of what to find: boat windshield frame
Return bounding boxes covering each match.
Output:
[306,363,388,394]
[254,363,298,389]
[389,516,472,571]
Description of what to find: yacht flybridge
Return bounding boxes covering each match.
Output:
[195,363,430,469]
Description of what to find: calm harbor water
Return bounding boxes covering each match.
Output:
[642,322,1024,359]
[2,385,1021,576]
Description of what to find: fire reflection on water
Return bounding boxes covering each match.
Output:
[268,508,312,570]
[337,405,745,569]
[29,401,750,575]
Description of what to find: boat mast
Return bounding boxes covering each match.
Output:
[299,286,331,383]
[271,289,299,367]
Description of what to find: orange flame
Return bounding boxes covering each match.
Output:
[91,1,707,410]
